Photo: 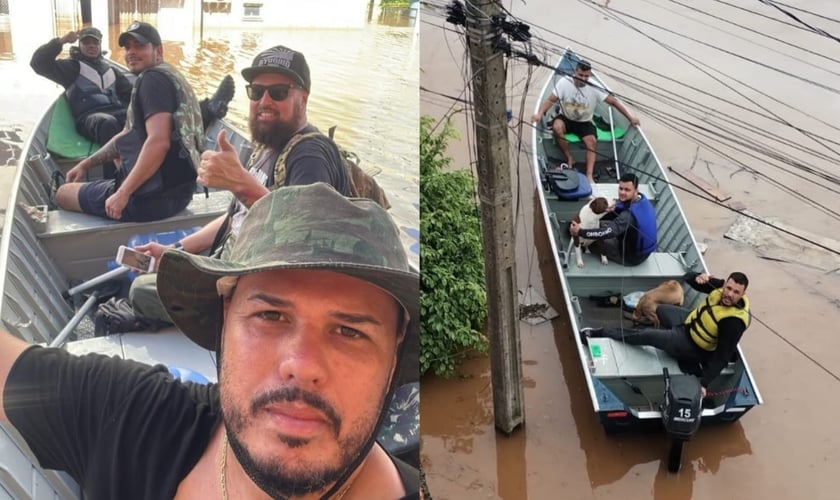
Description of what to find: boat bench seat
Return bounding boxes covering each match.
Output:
[590,182,658,202]
[565,252,687,278]
[588,337,736,379]
[34,191,233,282]
[37,191,233,239]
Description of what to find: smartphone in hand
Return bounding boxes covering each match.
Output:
[116,245,155,274]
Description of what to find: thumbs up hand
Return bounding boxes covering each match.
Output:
[216,129,235,153]
[197,129,249,192]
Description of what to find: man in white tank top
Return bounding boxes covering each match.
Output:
[533,60,641,183]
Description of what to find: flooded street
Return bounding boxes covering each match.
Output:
[421,1,840,498]
[0,3,419,260]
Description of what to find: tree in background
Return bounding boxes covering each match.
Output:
[420,115,487,378]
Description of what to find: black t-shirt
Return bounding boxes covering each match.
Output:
[284,126,351,196]
[118,69,197,191]
[3,346,418,499]
[4,346,218,499]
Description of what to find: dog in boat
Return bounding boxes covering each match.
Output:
[632,279,685,328]
[573,196,610,268]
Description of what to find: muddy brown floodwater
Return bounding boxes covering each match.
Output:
[421,1,840,499]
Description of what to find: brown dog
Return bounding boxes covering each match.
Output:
[632,280,684,327]
[573,197,610,267]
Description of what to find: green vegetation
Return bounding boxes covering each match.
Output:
[420,115,488,378]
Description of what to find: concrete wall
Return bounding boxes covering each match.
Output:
[197,0,371,29]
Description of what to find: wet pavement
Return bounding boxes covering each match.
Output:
[421,1,840,498]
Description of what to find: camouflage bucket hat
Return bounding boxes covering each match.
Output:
[157,183,419,379]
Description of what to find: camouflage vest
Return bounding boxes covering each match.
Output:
[269,129,391,210]
[125,62,203,171]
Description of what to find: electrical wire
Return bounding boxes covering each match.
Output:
[663,0,840,68]
[576,0,840,163]
[758,0,840,44]
[481,15,840,199]
[420,2,840,381]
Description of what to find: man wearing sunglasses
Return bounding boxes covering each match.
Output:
[124,45,351,328]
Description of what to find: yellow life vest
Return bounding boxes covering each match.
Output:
[685,288,750,351]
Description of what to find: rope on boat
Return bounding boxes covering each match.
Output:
[706,387,749,398]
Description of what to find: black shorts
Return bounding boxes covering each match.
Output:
[78,179,194,222]
[554,114,596,139]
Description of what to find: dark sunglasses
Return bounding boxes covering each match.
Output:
[245,83,299,102]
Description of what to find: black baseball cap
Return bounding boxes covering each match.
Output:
[118,21,162,47]
[78,27,102,41]
[241,45,311,92]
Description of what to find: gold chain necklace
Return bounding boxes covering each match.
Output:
[218,433,353,500]
[220,433,228,500]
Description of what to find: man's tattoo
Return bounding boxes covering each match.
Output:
[86,141,119,166]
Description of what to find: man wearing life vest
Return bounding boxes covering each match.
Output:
[570,172,657,266]
[54,21,204,222]
[584,271,751,397]
[31,27,133,149]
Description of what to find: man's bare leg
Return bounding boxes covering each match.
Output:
[55,183,84,212]
[583,134,597,183]
[551,119,575,167]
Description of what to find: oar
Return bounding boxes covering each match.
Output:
[49,290,99,348]
[63,266,130,299]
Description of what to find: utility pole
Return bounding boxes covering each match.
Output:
[464,0,524,434]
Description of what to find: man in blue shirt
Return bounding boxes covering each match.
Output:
[570,172,657,266]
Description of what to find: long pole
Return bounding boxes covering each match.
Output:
[464,0,525,434]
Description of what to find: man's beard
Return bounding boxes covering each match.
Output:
[221,383,385,499]
[249,109,302,151]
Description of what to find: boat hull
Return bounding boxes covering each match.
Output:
[530,48,762,432]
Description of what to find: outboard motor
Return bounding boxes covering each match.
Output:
[660,368,702,472]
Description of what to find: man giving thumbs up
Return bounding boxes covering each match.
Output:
[127,45,351,326]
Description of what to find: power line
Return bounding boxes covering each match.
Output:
[480,3,840,183]
[663,0,840,69]
[424,0,840,395]
[766,0,840,24]
[576,0,840,163]
[758,0,840,43]
[425,2,840,251]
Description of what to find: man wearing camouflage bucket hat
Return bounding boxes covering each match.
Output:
[0,183,418,499]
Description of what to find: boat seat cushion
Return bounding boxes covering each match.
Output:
[545,112,626,144]
[564,126,626,143]
[46,96,101,160]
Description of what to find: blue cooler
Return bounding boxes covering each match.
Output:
[546,169,592,200]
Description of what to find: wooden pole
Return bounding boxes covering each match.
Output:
[464,0,524,434]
